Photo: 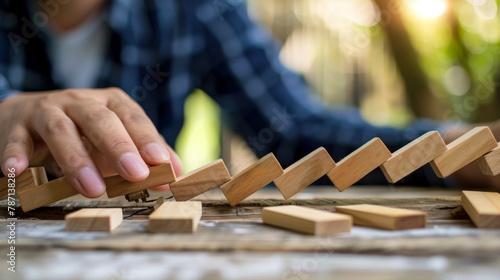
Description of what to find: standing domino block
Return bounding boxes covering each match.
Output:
[170,159,231,201]
[381,131,447,183]
[430,126,497,178]
[335,204,427,230]
[148,201,202,233]
[221,153,284,206]
[327,138,392,191]
[274,147,336,199]
[262,205,352,236]
[65,208,123,232]
[462,191,500,228]
[106,163,176,198]
[477,145,500,176]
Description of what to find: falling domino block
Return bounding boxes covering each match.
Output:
[170,159,231,201]
[476,145,500,176]
[430,126,498,178]
[327,138,392,191]
[380,131,447,183]
[18,164,176,212]
[65,208,123,232]
[221,153,284,206]
[148,201,202,233]
[274,147,336,199]
[262,205,352,236]
[335,204,427,230]
[461,191,500,228]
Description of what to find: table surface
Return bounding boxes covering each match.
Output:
[1,186,500,280]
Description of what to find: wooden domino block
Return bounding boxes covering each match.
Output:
[19,164,176,212]
[262,205,352,236]
[221,153,283,206]
[477,145,500,176]
[18,176,79,212]
[430,126,497,178]
[461,191,500,228]
[274,147,336,199]
[106,163,176,198]
[327,138,391,191]
[381,131,447,183]
[170,159,231,201]
[65,208,123,232]
[5,167,49,200]
[335,204,427,230]
[147,201,202,233]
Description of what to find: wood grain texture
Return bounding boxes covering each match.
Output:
[65,208,123,232]
[461,191,500,228]
[335,204,427,230]
[221,153,284,206]
[148,201,202,233]
[170,159,231,201]
[262,205,352,236]
[381,131,447,183]
[430,126,498,178]
[105,163,176,198]
[327,138,391,191]
[274,147,336,199]
[18,176,78,213]
[16,167,49,193]
[477,145,500,176]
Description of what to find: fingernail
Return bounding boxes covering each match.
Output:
[4,157,19,171]
[120,152,149,178]
[77,167,106,196]
[144,142,170,162]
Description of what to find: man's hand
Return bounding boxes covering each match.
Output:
[0,88,182,198]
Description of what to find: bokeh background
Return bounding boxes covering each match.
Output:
[176,0,500,173]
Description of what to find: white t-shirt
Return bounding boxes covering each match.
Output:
[48,13,109,89]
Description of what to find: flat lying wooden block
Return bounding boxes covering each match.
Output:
[335,204,427,230]
[430,126,497,178]
[262,205,352,236]
[148,201,202,233]
[65,208,123,232]
[274,147,336,199]
[462,191,500,228]
[106,163,176,198]
[170,159,231,201]
[221,153,283,206]
[327,138,391,191]
[477,145,500,176]
[381,131,447,183]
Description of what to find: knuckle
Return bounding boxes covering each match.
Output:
[106,87,126,97]
[43,116,74,136]
[60,89,86,100]
[85,107,116,123]
[108,137,133,151]
[121,110,149,124]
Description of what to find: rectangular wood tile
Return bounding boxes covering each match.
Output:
[148,201,202,233]
[18,176,78,212]
[106,163,176,198]
[477,145,500,176]
[221,153,283,206]
[327,138,391,191]
[262,205,352,236]
[381,131,447,183]
[170,159,231,201]
[274,147,336,199]
[335,204,427,230]
[65,208,123,232]
[462,191,500,228]
[430,126,497,178]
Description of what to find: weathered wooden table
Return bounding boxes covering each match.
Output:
[1,186,500,280]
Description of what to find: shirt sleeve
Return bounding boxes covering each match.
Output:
[193,0,446,186]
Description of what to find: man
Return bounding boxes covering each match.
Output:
[0,0,498,198]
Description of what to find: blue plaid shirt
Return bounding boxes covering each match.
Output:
[0,0,444,186]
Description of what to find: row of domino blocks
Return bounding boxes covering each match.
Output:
[66,190,500,234]
[4,126,500,213]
